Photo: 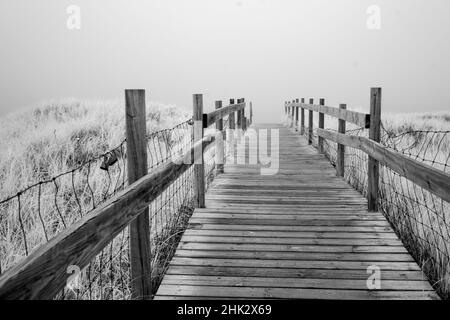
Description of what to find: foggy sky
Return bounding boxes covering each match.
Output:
[0,0,449,122]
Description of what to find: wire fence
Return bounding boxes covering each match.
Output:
[0,140,128,276]
[299,113,450,299]
[0,116,231,299]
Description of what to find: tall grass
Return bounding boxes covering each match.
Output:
[0,98,189,199]
[0,99,191,297]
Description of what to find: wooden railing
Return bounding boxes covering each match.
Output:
[0,90,249,300]
[284,87,450,209]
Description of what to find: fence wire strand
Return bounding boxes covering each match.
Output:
[286,109,450,298]
[0,115,236,299]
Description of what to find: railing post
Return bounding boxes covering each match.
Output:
[318,98,325,152]
[291,100,295,129]
[368,88,382,212]
[229,99,236,162]
[249,102,253,125]
[193,94,205,208]
[215,100,225,174]
[295,99,299,131]
[308,98,314,145]
[125,89,152,300]
[241,98,247,131]
[336,104,347,177]
[300,98,305,135]
[237,99,242,130]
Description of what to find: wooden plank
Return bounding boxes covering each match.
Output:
[125,89,152,299]
[177,242,408,253]
[174,250,414,262]
[308,98,314,145]
[190,213,386,221]
[300,98,305,134]
[161,275,432,291]
[188,218,391,227]
[336,104,346,177]
[156,284,438,300]
[318,98,325,152]
[154,123,438,300]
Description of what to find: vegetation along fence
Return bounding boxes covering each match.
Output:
[284,88,450,298]
[0,90,251,299]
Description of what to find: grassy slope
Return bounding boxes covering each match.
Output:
[0,99,190,200]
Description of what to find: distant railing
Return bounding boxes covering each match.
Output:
[0,90,251,300]
[284,88,450,298]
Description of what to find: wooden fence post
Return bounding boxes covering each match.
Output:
[236,99,242,130]
[308,98,314,145]
[125,89,152,300]
[295,99,299,131]
[300,98,305,135]
[193,94,205,208]
[368,88,382,212]
[242,98,247,131]
[336,104,347,177]
[318,98,325,152]
[215,100,224,174]
[229,99,236,162]
[216,101,225,173]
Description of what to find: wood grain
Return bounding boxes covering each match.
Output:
[155,124,437,300]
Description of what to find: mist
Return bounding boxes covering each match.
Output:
[1,0,449,122]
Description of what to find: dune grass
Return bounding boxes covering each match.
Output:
[0,99,192,299]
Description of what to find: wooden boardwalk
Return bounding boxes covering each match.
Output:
[155,124,439,300]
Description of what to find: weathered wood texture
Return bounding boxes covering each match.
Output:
[308,99,314,145]
[155,124,438,300]
[318,98,325,152]
[125,89,152,299]
[368,88,382,212]
[215,101,224,174]
[300,98,305,135]
[317,128,450,204]
[205,102,245,128]
[286,101,370,128]
[0,136,215,300]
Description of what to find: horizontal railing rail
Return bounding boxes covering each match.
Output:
[204,102,245,128]
[0,135,215,300]
[317,128,450,203]
[286,100,370,128]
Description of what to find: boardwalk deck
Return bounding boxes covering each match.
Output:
[155,124,439,300]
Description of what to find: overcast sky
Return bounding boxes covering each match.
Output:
[0,0,449,122]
